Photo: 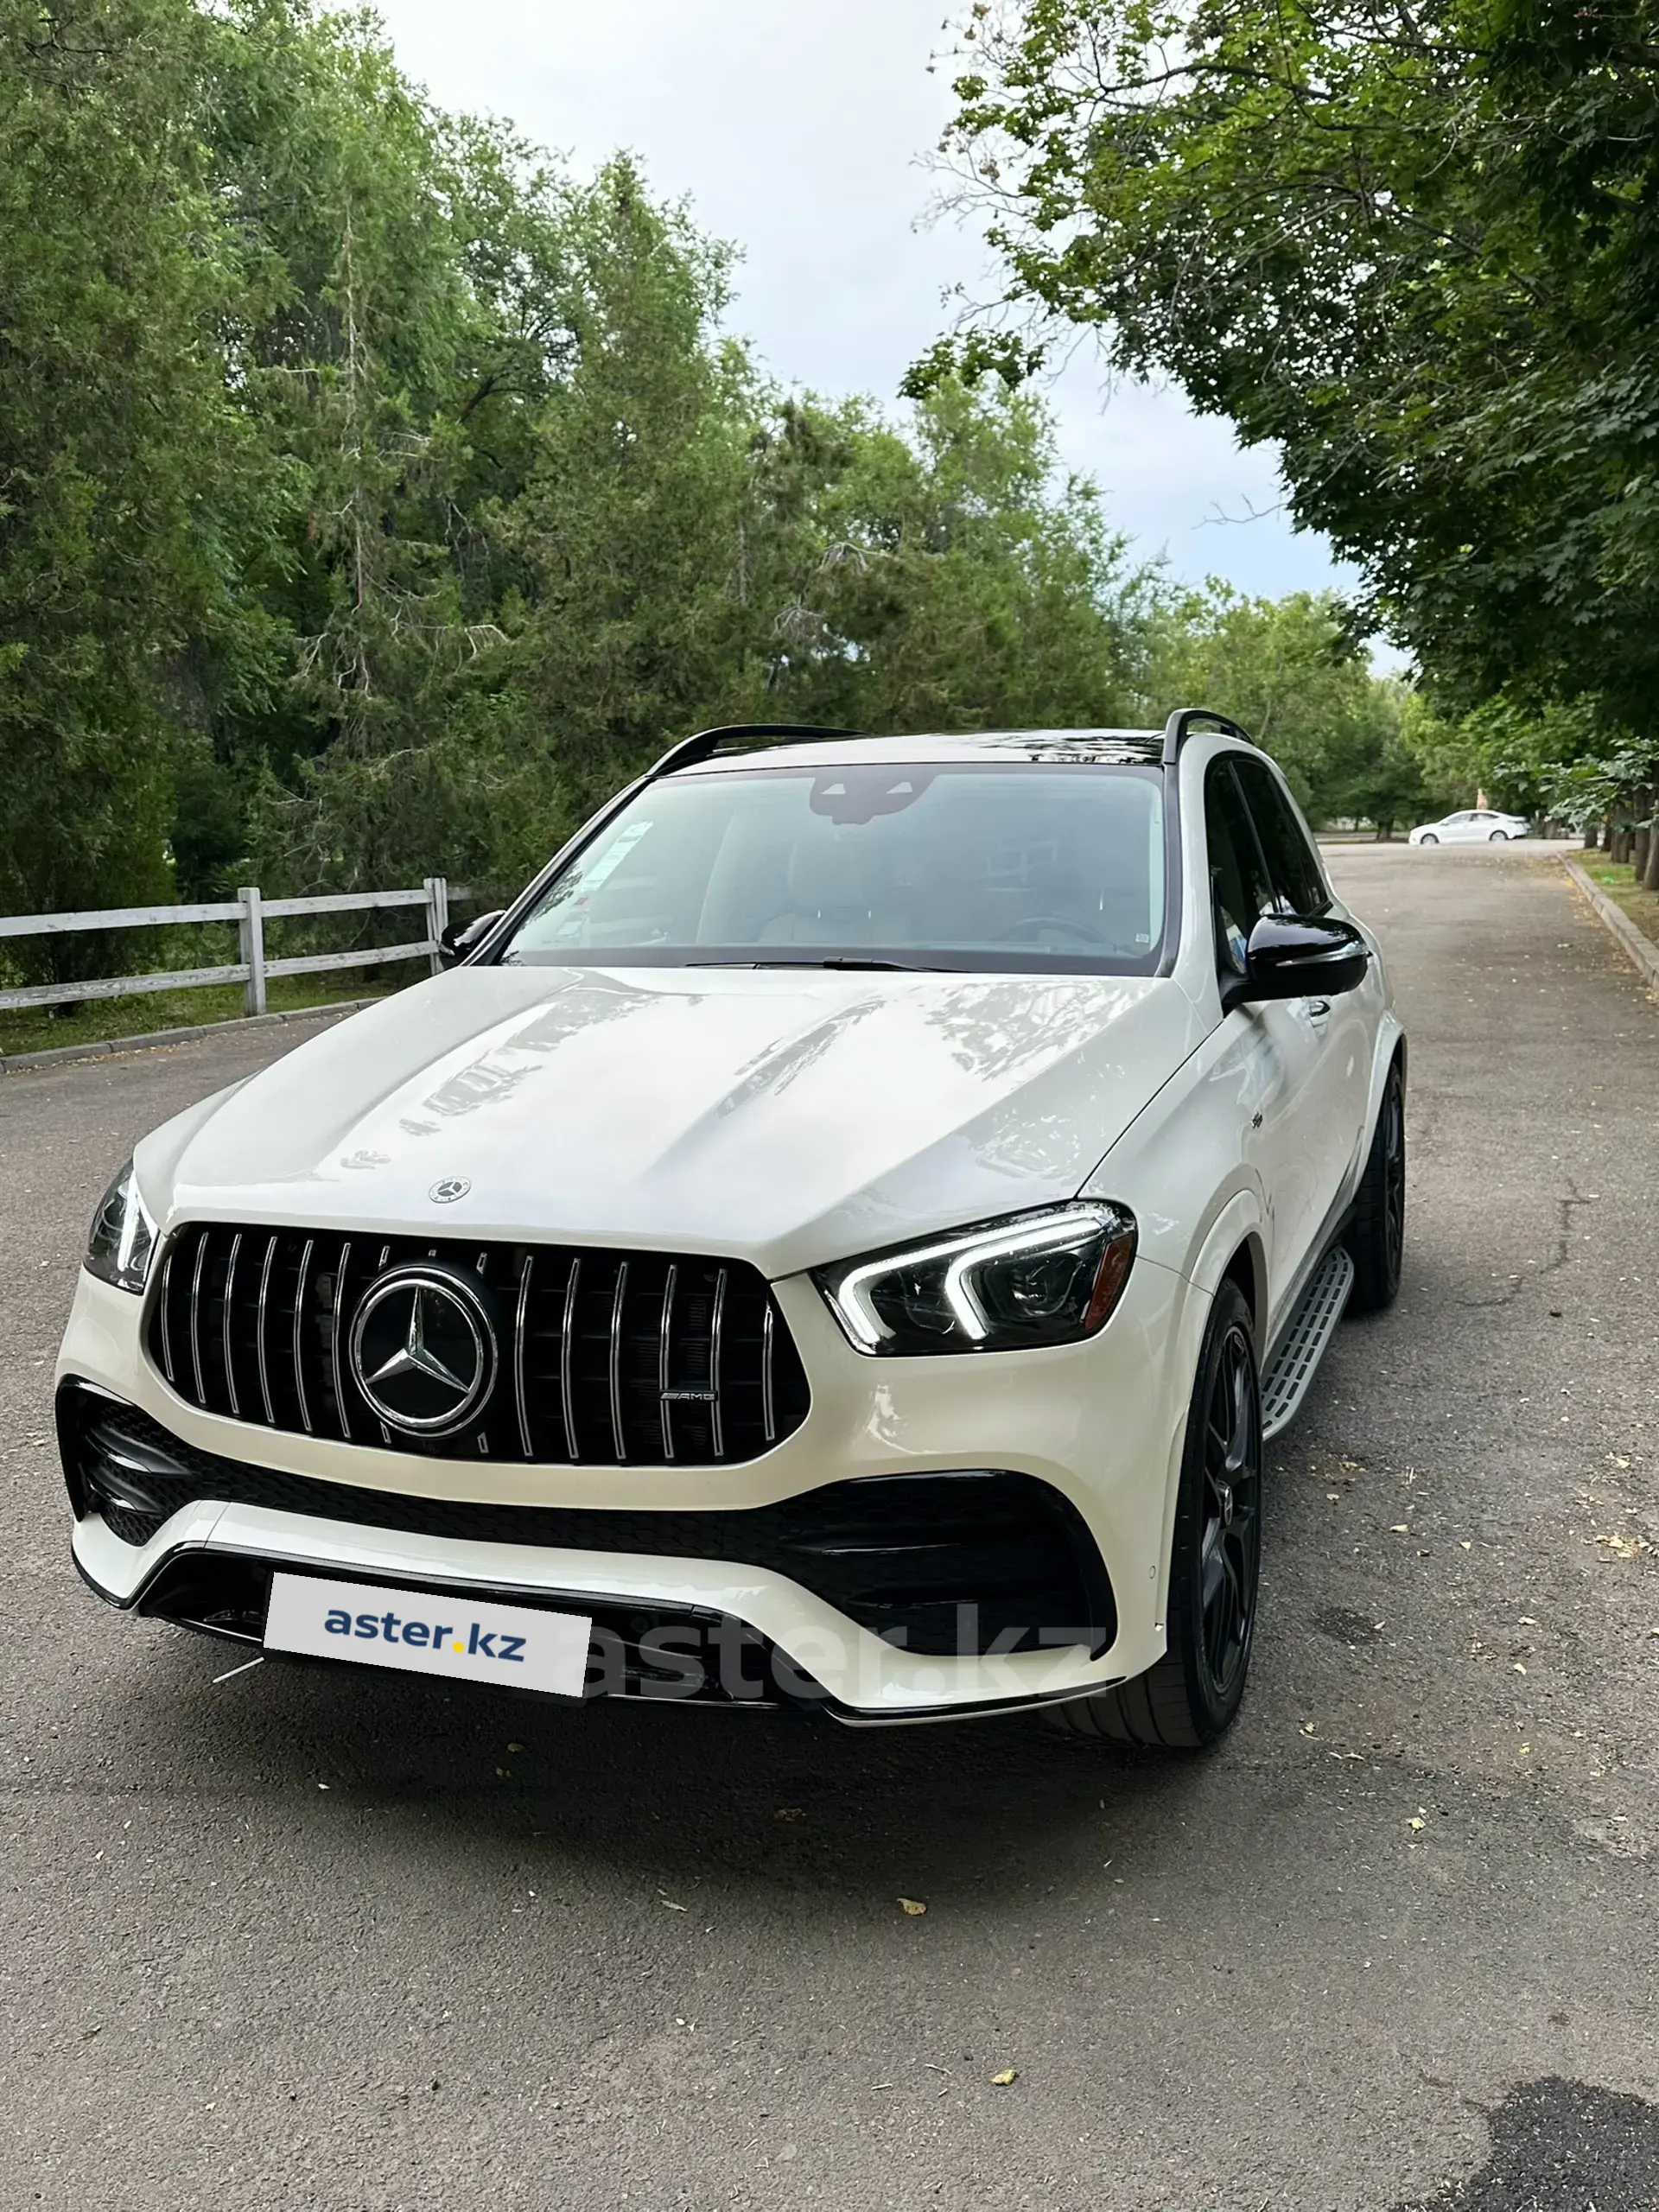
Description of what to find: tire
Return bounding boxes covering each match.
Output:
[1488,829,1507,842]
[1047,1281,1262,1750]
[1345,1057,1405,1313]
[1418,832,1438,844]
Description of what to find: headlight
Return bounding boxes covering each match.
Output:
[816,1201,1137,1356]
[85,1158,158,1294]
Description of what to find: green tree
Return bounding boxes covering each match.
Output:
[768,378,1148,738]
[932,0,1659,725]
[0,0,251,964]
[1135,588,1414,829]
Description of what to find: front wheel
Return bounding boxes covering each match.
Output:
[1418,831,1439,844]
[1047,1282,1262,1751]
[1345,1058,1405,1312]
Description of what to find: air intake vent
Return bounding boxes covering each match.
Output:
[146,1226,808,1466]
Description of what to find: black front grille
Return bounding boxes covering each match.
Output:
[61,1387,1116,1657]
[145,1224,808,1466]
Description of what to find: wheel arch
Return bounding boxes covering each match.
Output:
[1364,1024,1407,1153]
[1220,1236,1267,1358]
[1145,1194,1268,1645]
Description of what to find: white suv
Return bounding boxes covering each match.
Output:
[57,715,1404,1748]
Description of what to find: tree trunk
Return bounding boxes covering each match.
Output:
[1583,822,1599,849]
[1644,813,1659,893]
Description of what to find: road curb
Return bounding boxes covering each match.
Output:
[1561,855,1659,1000]
[0,997,378,1077]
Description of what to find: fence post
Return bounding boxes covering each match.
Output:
[238,886,266,1017]
[424,876,449,976]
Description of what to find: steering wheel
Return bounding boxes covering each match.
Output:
[1000,912,1112,948]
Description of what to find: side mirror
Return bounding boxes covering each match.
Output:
[439,910,505,968]
[1224,913,1370,1012]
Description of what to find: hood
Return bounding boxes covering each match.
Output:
[146,964,1205,1277]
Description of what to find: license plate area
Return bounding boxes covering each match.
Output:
[264,1571,591,1699]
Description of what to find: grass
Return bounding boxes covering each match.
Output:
[0,968,405,1059]
[1579,856,1659,950]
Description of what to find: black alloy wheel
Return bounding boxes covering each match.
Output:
[1195,1315,1262,1707]
[1346,1058,1406,1313]
[1048,1281,1262,1750]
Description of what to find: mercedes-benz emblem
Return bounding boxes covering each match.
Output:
[349,1267,497,1436]
[429,1177,471,1205]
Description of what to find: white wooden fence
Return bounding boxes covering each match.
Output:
[0,878,457,1016]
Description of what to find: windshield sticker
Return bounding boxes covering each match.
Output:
[579,819,654,889]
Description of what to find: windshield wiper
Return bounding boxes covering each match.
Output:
[686,957,941,972]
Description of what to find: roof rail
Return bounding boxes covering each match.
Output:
[646,722,866,779]
[1160,707,1255,767]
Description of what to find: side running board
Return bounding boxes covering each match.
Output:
[1261,1245,1355,1441]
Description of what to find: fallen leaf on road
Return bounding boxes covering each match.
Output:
[1408,1816,1426,1832]
[1389,1524,1410,1535]
[1595,1530,1652,1560]
[991,2069,1018,2086]
[898,1897,927,1916]
[658,1894,688,1912]
[774,1807,805,1822]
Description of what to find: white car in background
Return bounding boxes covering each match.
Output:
[1409,808,1531,844]
[57,713,1405,1751]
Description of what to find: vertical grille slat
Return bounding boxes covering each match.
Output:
[513,1253,534,1459]
[559,1255,582,1462]
[608,1260,629,1463]
[330,1239,353,1442]
[255,1234,277,1425]
[658,1262,677,1465]
[148,1227,807,1468]
[292,1237,315,1436]
[709,1267,728,1461]
[761,1302,776,1446]
[188,1231,210,1408]
[158,1248,176,1385]
[221,1232,243,1421]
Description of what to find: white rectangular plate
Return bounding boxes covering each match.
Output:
[264,1573,592,1699]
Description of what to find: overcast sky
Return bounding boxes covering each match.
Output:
[371,0,1357,603]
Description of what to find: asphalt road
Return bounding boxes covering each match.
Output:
[3,842,1657,2212]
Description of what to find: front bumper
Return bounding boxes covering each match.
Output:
[57,1255,1195,1720]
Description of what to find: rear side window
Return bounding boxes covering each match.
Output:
[1232,757,1329,917]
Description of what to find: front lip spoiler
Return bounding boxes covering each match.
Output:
[72,1528,1121,1729]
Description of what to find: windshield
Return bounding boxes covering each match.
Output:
[498,761,1167,974]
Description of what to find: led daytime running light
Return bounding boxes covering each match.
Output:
[826,1203,1134,1353]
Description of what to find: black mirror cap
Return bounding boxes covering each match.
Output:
[1225,913,1370,1010]
[439,910,505,968]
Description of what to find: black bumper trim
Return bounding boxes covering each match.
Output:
[60,1381,1117,1659]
